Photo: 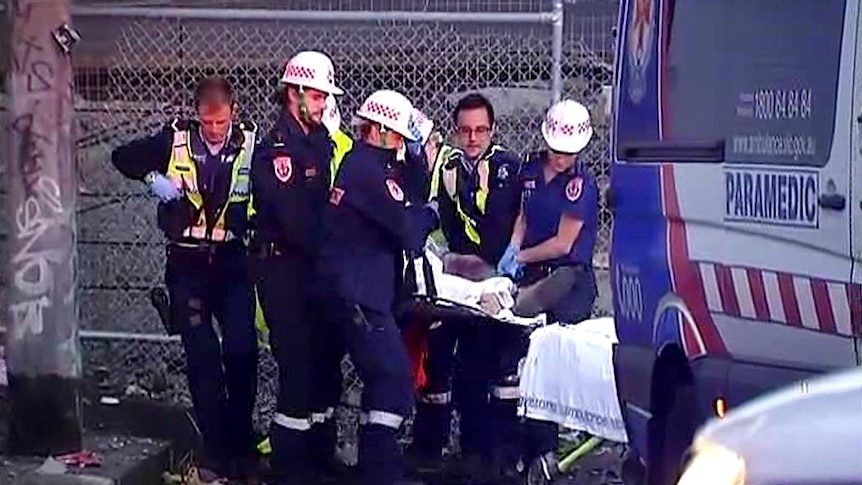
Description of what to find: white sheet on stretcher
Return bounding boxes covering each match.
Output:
[411,251,547,327]
[517,318,628,443]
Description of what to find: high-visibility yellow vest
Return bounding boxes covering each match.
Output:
[429,144,507,246]
[166,122,256,242]
[330,129,354,186]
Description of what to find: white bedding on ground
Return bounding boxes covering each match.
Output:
[411,251,547,327]
[517,318,628,443]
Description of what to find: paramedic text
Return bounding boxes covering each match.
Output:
[724,169,818,228]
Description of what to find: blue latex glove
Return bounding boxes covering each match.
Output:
[501,259,523,279]
[147,172,180,202]
[496,244,519,275]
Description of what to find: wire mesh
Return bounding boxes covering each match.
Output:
[4,1,618,462]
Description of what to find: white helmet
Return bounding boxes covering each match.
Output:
[279,51,343,95]
[408,108,435,145]
[322,94,341,135]
[541,99,593,154]
[356,90,417,141]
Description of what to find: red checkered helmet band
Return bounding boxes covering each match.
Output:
[284,63,316,82]
[363,100,402,123]
[541,99,593,154]
[544,117,592,137]
[356,90,417,141]
[280,51,343,95]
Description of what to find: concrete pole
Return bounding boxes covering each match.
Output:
[4,0,82,456]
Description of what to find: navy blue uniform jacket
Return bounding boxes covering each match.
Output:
[249,111,333,255]
[320,141,438,314]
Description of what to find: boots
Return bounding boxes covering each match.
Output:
[268,426,309,484]
[406,401,450,474]
[359,424,403,485]
[308,421,345,483]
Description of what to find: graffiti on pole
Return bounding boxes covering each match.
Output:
[6,0,78,377]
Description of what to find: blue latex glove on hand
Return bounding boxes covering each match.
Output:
[501,259,523,279]
[147,172,181,202]
[496,244,520,276]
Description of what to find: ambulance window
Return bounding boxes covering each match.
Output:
[666,0,844,167]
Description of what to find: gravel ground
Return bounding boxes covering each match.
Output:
[0,433,169,485]
[556,443,625,485]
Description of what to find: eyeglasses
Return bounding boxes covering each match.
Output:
[456,126,491,137]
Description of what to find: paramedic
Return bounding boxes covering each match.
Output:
[248,50,341,483]
[497,99,599,469]
[111,77,258,482]
[409,93,523,478]
[251,91,353,478]
[318,89,439,485]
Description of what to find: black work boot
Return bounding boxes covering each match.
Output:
[359,424,403,485]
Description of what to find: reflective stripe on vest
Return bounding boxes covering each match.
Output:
[167,129,255,242]
[429,144,505,246]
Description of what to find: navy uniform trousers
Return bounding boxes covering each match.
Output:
[167,241,258,477]
[314,265,415,485]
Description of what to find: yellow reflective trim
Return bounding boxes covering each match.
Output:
[254,286,269,350]
[429,144,456,202]
[431,144,483,245]
[166,129,253,242]
[330,129,354,187]
[475,157,489,214]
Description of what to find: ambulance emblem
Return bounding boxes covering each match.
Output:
[273,156,292,183]
[566,177,584,202]
[386,179,404,202]
[627,0,654,104]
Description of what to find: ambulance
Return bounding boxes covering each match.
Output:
[608,0,862,484]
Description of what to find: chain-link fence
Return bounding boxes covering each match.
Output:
[2,0,617,457]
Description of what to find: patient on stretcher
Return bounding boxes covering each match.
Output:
[408,250,548,326]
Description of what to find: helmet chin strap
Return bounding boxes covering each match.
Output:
[298,87,313,124]
[380,124,390,149]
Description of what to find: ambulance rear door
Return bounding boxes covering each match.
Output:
[666,0,857,385]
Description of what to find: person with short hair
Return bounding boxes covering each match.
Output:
[111,75,260,482]
[408,92,525,481]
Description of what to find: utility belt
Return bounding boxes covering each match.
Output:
[168,238,244,255]
[520,262,587,288]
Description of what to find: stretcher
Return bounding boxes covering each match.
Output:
[405,252,628,483]
[517,318,628,484]
[400,249,547,391]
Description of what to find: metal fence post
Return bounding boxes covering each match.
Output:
[5,0,82,456]
[550,0,565,104]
